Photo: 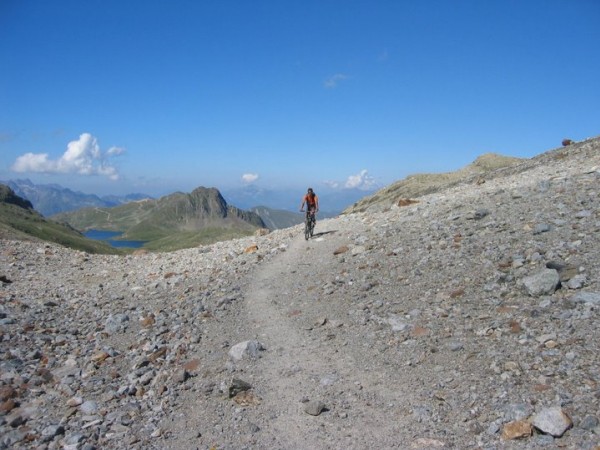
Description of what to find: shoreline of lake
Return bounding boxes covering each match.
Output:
[84,229,146,249]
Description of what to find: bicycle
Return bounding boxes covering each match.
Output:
[303,209,316,240]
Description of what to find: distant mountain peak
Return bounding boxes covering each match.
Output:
[1,179,152,217]
[0,184,34,210]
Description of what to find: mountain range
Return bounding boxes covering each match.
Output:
[2,178,358,224]
[3,145,582,253]
[51,187,266,251]
[1,178,151,217]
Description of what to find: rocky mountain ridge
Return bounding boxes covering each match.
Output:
[0,136,599,449]
[2,179,151,217]
[52,187,266,251]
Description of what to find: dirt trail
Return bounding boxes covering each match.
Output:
[240,219,411,449]
[159,218,423,449]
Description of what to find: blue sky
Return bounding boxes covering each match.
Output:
[1,0,599,201]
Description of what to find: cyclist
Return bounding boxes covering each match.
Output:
[300,187,319,220]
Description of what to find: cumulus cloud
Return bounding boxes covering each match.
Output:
[344,169,376,190]
[323,180,340,189]
[324,73,348,89]
[241,173,259,184]
[322,170,377,191]
[11,133,124,180]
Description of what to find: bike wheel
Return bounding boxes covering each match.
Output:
[304,217,310,240]
[309,217,314,237]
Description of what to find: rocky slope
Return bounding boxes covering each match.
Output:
[0,136,599,449]
[343,152,524,214]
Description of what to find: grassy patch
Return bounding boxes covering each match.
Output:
[0,203,122,254]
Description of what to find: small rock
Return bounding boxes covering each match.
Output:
[80,400,99,415]
[566,274,586,289]
[41,424,65,440]
[502,420,532,440]
[410,438,446,448]
[579,415,599,431]
[174,369,190,384]
[333,246,349,255]
[533,223,551,234]
[233,391,261,406]
[66,396,83,407]
[228,378,252,398]
[570,291,600,305]
[228,340,265,361]
[522,269,560,297]
[531,407,573,437]
[304,400,326,416]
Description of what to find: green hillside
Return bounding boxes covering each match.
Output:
[0,184,120,254]
[53,187,266,251]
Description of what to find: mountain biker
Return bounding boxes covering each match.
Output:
[300,187,319,219]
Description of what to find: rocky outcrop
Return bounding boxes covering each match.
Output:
[0,184,33,210]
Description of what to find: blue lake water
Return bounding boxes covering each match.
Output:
[84,229,146,249]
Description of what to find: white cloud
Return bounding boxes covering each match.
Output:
[11,133,124,180]
[241,173,259,183]
[322,170,378,192]
[344,169,376,190]
[324,73,348,89]
[107,146,125,156]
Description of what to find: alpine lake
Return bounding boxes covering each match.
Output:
[84,230,146,249]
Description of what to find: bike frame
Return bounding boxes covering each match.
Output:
[304,209,316,240]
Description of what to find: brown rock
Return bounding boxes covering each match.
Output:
[562,138,574,146]
[397,198,419,207]
[233,391,261,407]
[140,314,155,327]
[450,288,465,298]
[333,245,349,255]
[502,420,532,440]
[0,399,16,414]
[183,358,200,371]
[509,320,522,333]
[244,244,259,254]
[148,347,168,362]
[411,326,429,337]
[91,351,110,363]
[0,386,17,402]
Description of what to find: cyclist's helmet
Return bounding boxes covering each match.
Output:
[307,187,313,194]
